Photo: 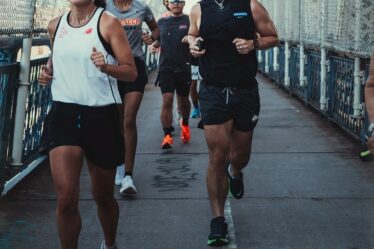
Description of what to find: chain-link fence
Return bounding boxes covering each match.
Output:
[261,0,374,58]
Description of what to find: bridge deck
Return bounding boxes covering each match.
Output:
[1,72,373,249]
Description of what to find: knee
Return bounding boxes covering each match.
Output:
[162,97,173,109]
[208,151,228,173]
[230,152,250,166]
[57,195,78,215]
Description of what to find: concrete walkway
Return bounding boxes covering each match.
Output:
[1,72,373,249]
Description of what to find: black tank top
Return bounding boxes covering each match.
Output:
[199,0,258,88]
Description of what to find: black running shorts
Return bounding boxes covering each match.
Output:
[158,71,191,97]
[46,101,124,170]
[199,81,260,132]
[117,57,148,96]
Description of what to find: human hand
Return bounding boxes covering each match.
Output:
[38,65,54,86]
[233,38,255,54]
[91,47,107,71]
[141,32,154,45]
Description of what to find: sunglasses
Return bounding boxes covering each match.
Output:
[169,0,185,4]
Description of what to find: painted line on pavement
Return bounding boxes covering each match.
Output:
[224,199,238,249]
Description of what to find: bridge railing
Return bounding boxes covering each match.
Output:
[258,46,370,142]
[0,64,19,190]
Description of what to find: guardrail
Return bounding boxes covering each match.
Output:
[259,45,369,143]
[0,63,19,192]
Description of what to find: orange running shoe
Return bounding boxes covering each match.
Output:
[161,134,173,149]
[180,120,191,144]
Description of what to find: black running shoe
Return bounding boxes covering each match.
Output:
[227,164,244,199]
[207,216,229,247]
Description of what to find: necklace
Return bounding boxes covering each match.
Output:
[214,0,224,9]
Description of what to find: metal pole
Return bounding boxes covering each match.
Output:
[320,0,328,111]
[353,57,363,117]
[265,50,270,73]
[273,47,279,71]
[11,38,32,166]
[285,42,291,87]
[299,45,306,86]
[352,0,363,118]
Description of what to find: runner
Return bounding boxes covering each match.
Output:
[188,0,279,246]
[151,0,191,149]
[106,0,160,195]
[38,0,136,248]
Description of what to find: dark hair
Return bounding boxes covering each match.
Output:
[94,0,106,8]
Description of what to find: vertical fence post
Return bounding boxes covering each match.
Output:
[272,0,279,72]
[285,42,291,87]
[319,0,328,111]
[273,47,279,71]
[353,0,363,118]
[11,38,32,166]
[265,50,270,73]
[299,45,306,86]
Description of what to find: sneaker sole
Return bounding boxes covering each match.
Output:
[120,187,137,196]
[161,143,173,149]
[207,237,229,247]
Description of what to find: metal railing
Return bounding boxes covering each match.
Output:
[0,63,19,191]
[259,46,369,142]
[22,57,51,163]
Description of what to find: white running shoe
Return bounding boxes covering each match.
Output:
[120,175,137,195]
[115,164,124,186]
[100,240,117,249]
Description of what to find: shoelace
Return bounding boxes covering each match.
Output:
[221,87,235,104]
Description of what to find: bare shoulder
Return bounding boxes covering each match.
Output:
[250,0,268,15]
[100,11,120,27]
[47,16,62,36]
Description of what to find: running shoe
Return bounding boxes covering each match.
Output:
[161,134,173,149]
[190,107,201,118]
[120,175,137,195]
[115,164,124,186]
[100,240,117,249]
[207,216,229,246]
[180,120,191,143]
[227,164,244,199]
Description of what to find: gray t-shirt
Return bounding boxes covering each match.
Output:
[106,0,154,58]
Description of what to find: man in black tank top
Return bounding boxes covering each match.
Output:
[188,0,279,246]
[151,0,192,149]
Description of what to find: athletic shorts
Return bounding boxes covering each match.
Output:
[198,80,260,132]
[46,101,124,170]
[158,71,191,97]
[191,65,202,81]
[117,57,148,96]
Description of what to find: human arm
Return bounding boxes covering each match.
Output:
[38,17,59,85]
[233,0,279,54]
[92,12,137,81]
[188,4,205,58]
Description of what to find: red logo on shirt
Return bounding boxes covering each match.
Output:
[120,18,141,26]
[85,28,93,34]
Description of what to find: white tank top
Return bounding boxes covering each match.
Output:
[52,8,122,106]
